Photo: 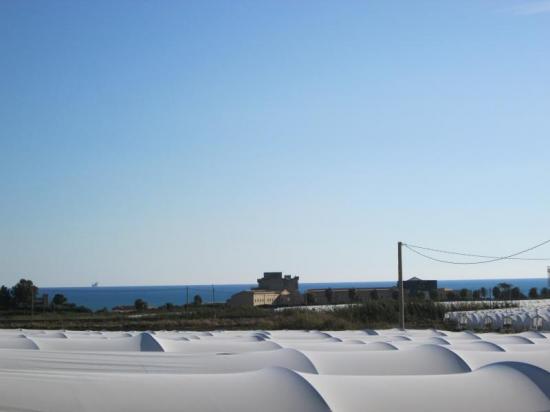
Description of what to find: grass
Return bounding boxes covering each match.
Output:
[0,299,528,331]
[0,300,454,331]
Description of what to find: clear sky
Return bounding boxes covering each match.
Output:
[1,0,550,287]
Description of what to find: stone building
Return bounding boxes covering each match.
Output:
[255,272,299,292]
[227,272,302,307]
[227,289,286,307]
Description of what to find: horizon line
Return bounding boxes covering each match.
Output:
[36,276,548,289]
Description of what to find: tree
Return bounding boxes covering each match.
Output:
[369,289,379,300]
[541,287,549,298]
[510,287,521,300]
[528,288,539,299]
[480,287,487,299]
[472,290,481,300]
[0,286,11,310]
[445,290,457,301]
[348,288,357,303]
[11,279,38,307]
[134,298,148,311]
[193,294,203,305]
[498,282,512,300]
[52,294,67,306]
[459,288,469,301]
[492,286,501,300]
[324,288,333,304]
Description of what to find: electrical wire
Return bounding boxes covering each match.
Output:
[404,239,550,265]
[405,243,550,261]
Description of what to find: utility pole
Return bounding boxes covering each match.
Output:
[186,286,189,307]
[398,241,405,330]
[212,285,215,304]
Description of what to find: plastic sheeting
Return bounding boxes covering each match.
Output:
[0,328,548,412]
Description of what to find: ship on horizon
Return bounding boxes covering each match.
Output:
[91,282,99,288]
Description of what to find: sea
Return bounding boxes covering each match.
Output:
[39,278,549,311]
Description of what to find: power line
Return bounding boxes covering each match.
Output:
[405,243,550,261]
[404,239,550,265]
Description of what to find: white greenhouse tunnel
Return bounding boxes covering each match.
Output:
[0,328,548,412]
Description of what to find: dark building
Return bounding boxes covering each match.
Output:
[401,276,437,298]
[255,272,299,292]
[305,287,396,305]
[227,272,302,307]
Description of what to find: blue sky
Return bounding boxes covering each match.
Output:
[1,0,550,286]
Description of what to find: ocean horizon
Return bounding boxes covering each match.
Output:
[39,277,549,311]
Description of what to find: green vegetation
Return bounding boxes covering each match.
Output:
[52,294,67,306]
[0,286,11,310]
[324,288,333,304]
[134,299,148,311]
[0,279,91,314]
[11,279,38,307]
[445,283,549,302]
[0,299,517,331]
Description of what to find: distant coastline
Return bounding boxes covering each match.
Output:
[39,277,548,311]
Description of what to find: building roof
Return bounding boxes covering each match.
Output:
[234,289,282,295]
